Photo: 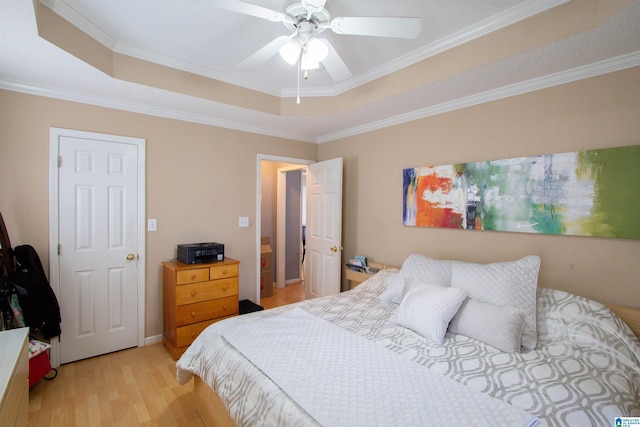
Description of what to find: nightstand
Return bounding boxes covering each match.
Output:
[345,261,397,289]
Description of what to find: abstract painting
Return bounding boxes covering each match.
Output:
[403,145,640,239]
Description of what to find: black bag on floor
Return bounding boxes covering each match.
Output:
[13,245,61,339]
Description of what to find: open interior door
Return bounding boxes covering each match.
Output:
[305,158,343,299]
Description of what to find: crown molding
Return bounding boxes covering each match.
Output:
[1,51,637,144]
[281,0,569,98]
[39,0,117,49]
[316,51,640,143]
[0,78,315,143]
[41,0,567,99]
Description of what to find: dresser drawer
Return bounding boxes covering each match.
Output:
[1,376,28,427]
[15,382,28,427]
[176,268,210,285]
[176,319,219,347]
[175,278,239,305]
[0,328,28,427]
[175,296,239,327]
[210,263,238,280]
[163,258,240,360]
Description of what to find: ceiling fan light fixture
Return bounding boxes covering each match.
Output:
[300,53,320,70]
[279,38,303,65]
[305,36,328,62]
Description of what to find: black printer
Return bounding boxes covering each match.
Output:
[177,242,224,264]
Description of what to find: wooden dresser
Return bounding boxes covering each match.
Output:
[162,258,240,360]
[0,328,29,427]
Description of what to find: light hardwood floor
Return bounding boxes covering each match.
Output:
[28,282,305,426]
[260,280,305,310]
[29,344,203,427]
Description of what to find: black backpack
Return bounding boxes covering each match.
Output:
[13,245,62,339]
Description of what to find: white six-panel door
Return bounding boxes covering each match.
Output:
[52,129,144,364]
[305,158,343,299]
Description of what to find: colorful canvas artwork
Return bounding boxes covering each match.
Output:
[402,145,640,239]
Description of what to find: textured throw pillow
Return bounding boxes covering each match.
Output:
[390,280,467,344]
[379,254,454,303]
[450,255,541,350]
[378,273,405,304]
[449,298,526,353]
[399,254,453,287]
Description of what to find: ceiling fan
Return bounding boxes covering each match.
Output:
[205,0,422,82]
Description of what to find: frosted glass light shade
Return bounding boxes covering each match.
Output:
[305,37,328,62]
[279,38,302,65]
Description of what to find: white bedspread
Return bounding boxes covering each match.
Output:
[177,270,640,426]
[223,307,538,427]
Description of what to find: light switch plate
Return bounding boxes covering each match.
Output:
[148,218,157,232]
[239,216,249,228]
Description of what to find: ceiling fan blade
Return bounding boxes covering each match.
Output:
[320,40,352,82]
[237,35,291,70]
[203,0,287,22]
[301,0,327,12]
[329,16,422,39]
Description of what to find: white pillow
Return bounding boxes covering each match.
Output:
[400,254,453,287]
[449,298,525,353]
[390,280,467,344]
[379,255,452,303]
[378,273,406,304]
[450,255,541,350]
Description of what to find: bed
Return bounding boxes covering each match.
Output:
[176,255,640,426]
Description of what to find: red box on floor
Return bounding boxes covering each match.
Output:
[29,351,52,388]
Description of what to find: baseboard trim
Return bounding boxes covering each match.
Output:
[144,334,163,346]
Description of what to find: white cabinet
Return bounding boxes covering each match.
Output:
[0,327,29,427]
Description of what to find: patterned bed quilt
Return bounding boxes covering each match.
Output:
[176,269,640,426]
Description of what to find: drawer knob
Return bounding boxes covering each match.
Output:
[222,285,228,292]
[223,304,227,311]
[191,291,196,297]
[191,311,197,318]
[222,269,228,275]
[191,274,197,280]
[191,331,197,338]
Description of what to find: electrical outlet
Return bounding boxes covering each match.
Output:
[148,218,157,232]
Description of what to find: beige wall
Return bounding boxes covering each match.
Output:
[2,66,639,343]
[0,90,317,338]
[319,67,640,309]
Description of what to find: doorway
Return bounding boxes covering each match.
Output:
[256,155,344,305]
[256,155,313,305]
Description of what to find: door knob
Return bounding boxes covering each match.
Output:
[126,253,135,260]
[330,246,343,252]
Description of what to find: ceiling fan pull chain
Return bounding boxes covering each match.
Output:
[297,54,301,105]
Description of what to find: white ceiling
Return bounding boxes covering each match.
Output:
[1,0,639,143]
